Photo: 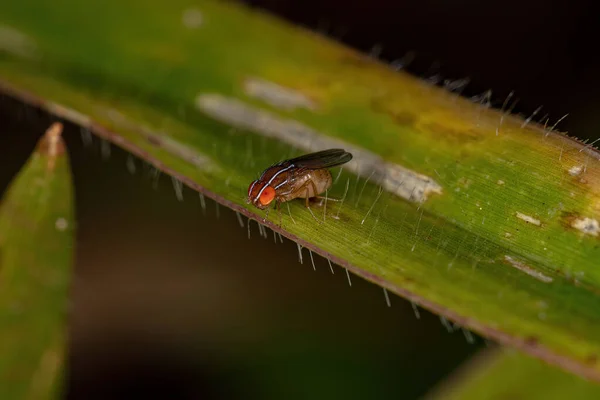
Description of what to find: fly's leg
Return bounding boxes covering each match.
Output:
[287,180,322,223]
[276,200,282,227]
[311,195,342,211]
[285,202,296,224]
[303,180,322,223]
[263,201,283,227]
[314,196,342,202]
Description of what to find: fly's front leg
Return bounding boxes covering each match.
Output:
[276,200,282,227]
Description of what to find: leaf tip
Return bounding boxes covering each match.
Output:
[37,122,65,170]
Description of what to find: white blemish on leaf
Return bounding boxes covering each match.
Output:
[0,25,38,59]
[504,255,553,283]
[571,217,600,237]
[196,93,443,203]
[496,179,505,185]
[55,218,68,232]
[504,232,512,238]
[102,108,215,171]
[516,212,541,226]
[159,135,214,170]
[568,165,583,176]
[182,8,203,29]
[244,77,317,112]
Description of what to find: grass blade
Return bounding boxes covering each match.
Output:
[0,123,74,399]
[0,0,599,381]
[427,349,600,399]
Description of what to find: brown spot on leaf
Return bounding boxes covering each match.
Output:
[391,111,417,126]
[424,122,481,143]
[146,135,162,146]
[561,211,578,227]
[370,98,418,127]
[561,211,600,238]
[587,354,598,365]
[524,336,539,346]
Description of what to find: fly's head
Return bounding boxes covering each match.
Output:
[247,179,276,210]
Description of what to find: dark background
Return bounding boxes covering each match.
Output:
[2,0,598,398]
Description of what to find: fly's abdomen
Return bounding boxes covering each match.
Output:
[294,169,332,198]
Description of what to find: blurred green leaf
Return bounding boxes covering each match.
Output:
[427,349,600,400]
[0,123,74,399]
[1,0,600,382]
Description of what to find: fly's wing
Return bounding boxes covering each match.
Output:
[285,149,353,169]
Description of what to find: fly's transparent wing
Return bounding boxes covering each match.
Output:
[284,149,353,169]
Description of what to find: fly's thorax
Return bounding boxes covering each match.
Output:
[259,164,295,192]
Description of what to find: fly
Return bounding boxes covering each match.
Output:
[247,148,353,223]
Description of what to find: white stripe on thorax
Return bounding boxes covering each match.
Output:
[248,180,258,197]
[254,164,293,202]
[274,180,288,190]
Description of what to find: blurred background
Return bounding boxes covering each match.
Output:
[1,0,598,398]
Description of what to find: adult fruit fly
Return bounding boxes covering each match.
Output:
[247,149,353,222]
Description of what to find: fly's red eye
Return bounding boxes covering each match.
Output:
[259,186,276,206]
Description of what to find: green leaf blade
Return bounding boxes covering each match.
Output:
[0,122,74,399]
[428,350,600,400]
[1,0,600,381]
